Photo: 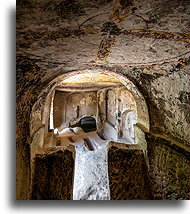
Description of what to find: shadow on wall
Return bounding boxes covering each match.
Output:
[26,70,151,200]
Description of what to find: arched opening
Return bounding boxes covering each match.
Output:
[29,69,150,200]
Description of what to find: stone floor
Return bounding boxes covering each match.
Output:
[72,132,110,200]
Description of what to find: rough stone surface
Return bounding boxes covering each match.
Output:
[134,125,147,156]
[16,141,31,200]
[53,90,98,127]
[31,148,74,200]
[17,0,189,64]
[16,0,190,200]
[147,135,190,200]
[108,142,152,200]
[150,71,190,144]
[73,132,110,200]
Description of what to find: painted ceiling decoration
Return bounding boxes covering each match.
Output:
[16,0,190,200]
[17,0,190,67]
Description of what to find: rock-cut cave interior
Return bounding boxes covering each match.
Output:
[16,0,190,200]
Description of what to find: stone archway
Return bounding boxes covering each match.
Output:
[54,69,150,133]
[29,69,150,200]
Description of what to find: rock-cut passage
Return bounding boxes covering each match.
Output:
[73,131,110,200]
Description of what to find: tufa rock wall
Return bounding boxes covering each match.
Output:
[31,148,75,200]
[108,142,153,200]
[147,134,190,200]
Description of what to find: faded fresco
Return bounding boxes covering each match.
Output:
[16,0,190,200]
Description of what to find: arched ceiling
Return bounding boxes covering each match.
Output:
[16,0,190,146]
[15,1,190,200]
[60,73,121,87]
[17,0,190,66]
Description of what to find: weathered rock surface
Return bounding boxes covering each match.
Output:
[31,148,74,200]
[146,134,190,200]
[16,0,190,200]
[73,132,110,200]
[108,142,152,200]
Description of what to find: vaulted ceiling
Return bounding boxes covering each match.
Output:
[17,0,190,66]
[16,0,190,201]
[16,0,190,145]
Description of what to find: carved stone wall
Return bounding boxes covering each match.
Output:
[31,148,75,200]
[108,142,152,200]
[16,0,190,200]
[146,135,190,200]
[53,90,98,128]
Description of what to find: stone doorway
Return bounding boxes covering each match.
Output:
[30,70,149,200]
